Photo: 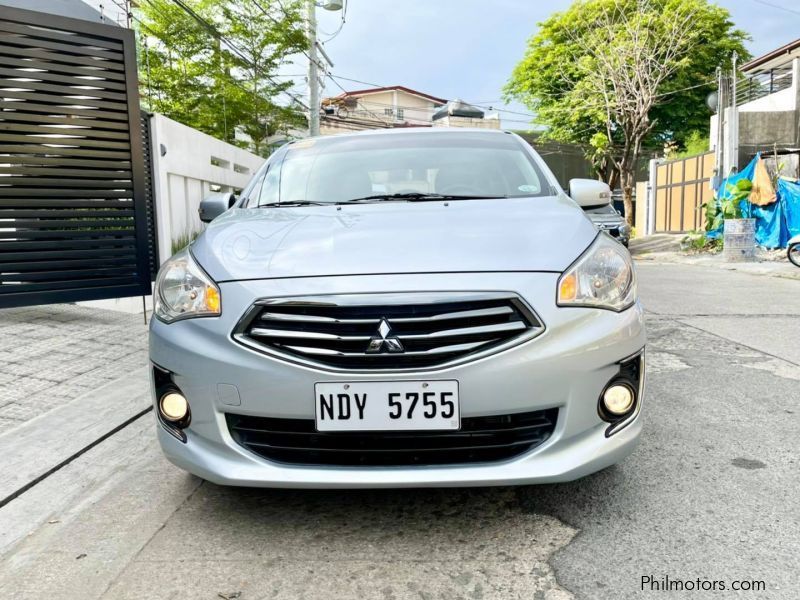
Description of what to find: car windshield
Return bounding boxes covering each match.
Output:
[253,131,551,206]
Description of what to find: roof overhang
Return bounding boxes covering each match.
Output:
[741,38,800,73]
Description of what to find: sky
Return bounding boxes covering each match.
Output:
[306,0,800,127]
[85,0,800,128]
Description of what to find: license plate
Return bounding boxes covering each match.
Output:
[314,380,459,432]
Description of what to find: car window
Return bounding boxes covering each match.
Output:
[239,163,269,206]
[256,163,280,205]
[258,132,550,206]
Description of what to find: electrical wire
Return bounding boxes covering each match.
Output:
[749,0,800,17]
[324,72,539,119]
[161,0,309,109]
[320,0,347,43]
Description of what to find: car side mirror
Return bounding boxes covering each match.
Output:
[568,179,612,208]
[199,192,236,223]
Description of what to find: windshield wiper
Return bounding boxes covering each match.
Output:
[258,200,327,207]
[344,193,507,203]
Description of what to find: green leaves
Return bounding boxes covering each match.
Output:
[504,0,750,171]
[719,179,752,220]
[135,0,307,156]
[703,179,752,231]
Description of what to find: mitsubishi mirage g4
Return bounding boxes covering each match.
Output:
[149,129,646,488]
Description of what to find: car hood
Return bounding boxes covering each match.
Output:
[191,196,597,282]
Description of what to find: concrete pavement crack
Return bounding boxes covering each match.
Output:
[0,406,154,510]
[671,317,800,369]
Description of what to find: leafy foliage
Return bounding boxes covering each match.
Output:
[681,230,722,253]
[703,192,720,232]
[505,0,749,175]
[135,0,307,155]
[172,227,204,255]
[703,178,753,232]
[666,130,710,159]
[720,179,753,220]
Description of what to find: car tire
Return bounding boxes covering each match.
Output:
[789,243,800,267]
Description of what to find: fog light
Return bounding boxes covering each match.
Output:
[159,391,188,422]
[603,384,634,416]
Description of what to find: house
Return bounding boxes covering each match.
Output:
[711,40,800,177]
[320,85,448,134]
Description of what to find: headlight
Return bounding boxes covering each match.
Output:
[154,248,221,323]
[557,234,636,311]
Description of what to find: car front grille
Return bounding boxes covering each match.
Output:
[226,408,559,466]
[234,293,543,370]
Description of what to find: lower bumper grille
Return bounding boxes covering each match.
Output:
[226,408,558,467]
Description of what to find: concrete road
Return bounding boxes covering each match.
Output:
[0,263,798,599]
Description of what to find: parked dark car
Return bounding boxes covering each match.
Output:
[583,203,631,246]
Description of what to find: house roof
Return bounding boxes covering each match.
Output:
[331,86,447,105]
[741,38,800,73]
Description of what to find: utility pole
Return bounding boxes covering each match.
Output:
[306,0,342,137]
[731,50,739,172]
[714,66,724,190]
[306,0,320,137]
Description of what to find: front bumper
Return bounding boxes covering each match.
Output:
[150,272,646,488]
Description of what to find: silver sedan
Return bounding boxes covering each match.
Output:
[149,128,646,488]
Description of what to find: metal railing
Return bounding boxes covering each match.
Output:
[737,63,794,106]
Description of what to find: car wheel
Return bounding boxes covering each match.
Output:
[789,243,800,267]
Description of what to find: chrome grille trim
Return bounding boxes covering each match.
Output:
[281,339,490,358]
[249,328,373,341]
[400,321,526,340]
[233,292,544,372]
[254,306,515,324]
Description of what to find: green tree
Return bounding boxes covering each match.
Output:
[505,0,749,223]
[135,0,306,155]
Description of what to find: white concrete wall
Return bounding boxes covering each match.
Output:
[738,86,795,113]
[432,114,502,129]
[150,114,265,262]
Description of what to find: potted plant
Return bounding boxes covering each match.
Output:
[719,179,755,262]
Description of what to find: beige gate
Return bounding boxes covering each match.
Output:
[654,151,715,233]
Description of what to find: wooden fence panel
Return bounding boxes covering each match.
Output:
[653,151,715,233]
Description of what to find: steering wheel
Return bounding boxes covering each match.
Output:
[437,184,477,196]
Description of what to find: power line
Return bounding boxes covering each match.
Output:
[251,0,326,71]
[162,0,309,109]
[325,72,539,119]
[320,0,347,42]
[325,72,387,123]
[749,0,800,17]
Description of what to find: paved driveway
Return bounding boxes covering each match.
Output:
[0,263,797,599]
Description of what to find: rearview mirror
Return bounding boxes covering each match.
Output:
[568,179,612,208]
[199,192,236,223]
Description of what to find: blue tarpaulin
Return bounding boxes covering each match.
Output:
[776,178,800,241]
[708,155,800,248]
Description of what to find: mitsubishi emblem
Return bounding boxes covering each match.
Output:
[366,319,404,354]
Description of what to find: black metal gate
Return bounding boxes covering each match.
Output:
[140,111,159,281]
[0,5,153,308]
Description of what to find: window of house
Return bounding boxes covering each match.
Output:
[396,108,404,121]
[383,108,394,117]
